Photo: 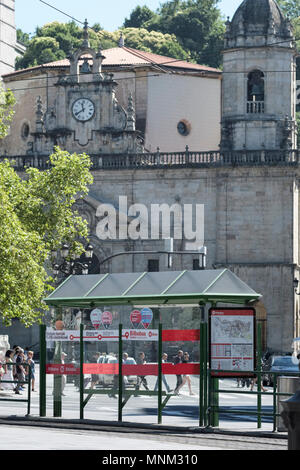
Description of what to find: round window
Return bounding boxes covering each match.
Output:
[177,120,191,136]
[21,123,30,140]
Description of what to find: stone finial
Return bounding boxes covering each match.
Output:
[119,32,125,48]
[126,93,135,131]
[82,19,90,48]
[36,96,44,133]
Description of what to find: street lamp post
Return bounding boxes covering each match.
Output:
[51,243,94,277]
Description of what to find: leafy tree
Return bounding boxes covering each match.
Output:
[123,0,225,68]
[277,0,300,19]
[0,87,15,139]
[16,28,31,46]
[16,36,66,70]
[0,87,93,326]
[16,21,100,70]
[124,5,158,28]
[99,28,189,59]
[0,147,93,326]
[15,1,225,70]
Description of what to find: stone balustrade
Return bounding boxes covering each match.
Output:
[2,148,300,172]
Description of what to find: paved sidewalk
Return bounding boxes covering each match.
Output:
[0,365,289,449]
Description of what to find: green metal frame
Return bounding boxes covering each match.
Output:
[40,316,299,431]
[0,362,31,416]
[79,322,176,423]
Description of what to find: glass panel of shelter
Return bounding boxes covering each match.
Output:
[45,304,202,424]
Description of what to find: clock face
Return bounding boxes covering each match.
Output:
[72,98,95,122]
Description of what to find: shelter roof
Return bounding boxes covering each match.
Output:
[44,269,261,308]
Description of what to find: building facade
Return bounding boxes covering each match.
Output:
[1,31,221,155]
[0,0,299,353]
[0,0,24,76]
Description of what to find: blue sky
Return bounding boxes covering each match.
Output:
[15,0,242,34]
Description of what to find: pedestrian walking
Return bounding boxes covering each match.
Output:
[173,350,184,393]
[60,352,67,396]
[154,353,171,393]
[250,376,267,392]
[175,352,195,395]
[0,351,6,390]
[26,351,36,391]
[135,352,149,391]
[90,352,101,389]
[1,350,14,391]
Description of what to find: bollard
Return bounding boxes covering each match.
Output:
[280,390,300,450]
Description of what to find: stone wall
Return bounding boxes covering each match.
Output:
[84,164,299,352]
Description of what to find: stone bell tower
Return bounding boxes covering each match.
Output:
[221,0,297,150]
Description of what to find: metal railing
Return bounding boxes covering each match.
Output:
[3,148,300,172]
[208,370,300,431]
[0,362,31,416]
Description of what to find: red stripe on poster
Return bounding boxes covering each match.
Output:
[46,362,201,376]
[162,329,200,342]
[210,310,255,316]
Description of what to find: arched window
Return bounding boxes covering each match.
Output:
[247,70,264,113]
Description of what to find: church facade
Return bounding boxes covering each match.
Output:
[0,0,300,353]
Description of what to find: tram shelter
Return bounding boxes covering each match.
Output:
[42,268,261,425]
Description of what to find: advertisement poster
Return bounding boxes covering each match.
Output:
[130,309,142,328]
[101,310,113,329]
[90,308,102,329]
[140,307,153,329]
[209,308,256,376]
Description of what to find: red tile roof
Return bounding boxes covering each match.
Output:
[3,46,221,78]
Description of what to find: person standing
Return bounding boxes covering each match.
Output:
[174,350,184,394]
[135,352,149,391]
[60,352,67,396]
[15,348,26,394]
[1,350,14,391]
[154,352,171,393]
[26,351,36,392]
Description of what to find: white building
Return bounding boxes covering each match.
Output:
[0,0,24,76]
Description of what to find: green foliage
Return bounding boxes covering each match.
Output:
[16,1,225,70]
[124,5,158,28]
[0,147,93,326]
[277,0,300,19]
[0,87,15,139]
[99,28,189,59]
[16,21,100,70]
[17,28,31,46]
[124,0,225,67]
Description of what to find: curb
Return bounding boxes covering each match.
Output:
[0,415,287,440]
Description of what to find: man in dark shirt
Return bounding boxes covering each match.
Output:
[15,348,26,394]
[174,350,184,394]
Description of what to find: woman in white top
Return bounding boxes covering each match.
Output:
[2,349,15,391]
